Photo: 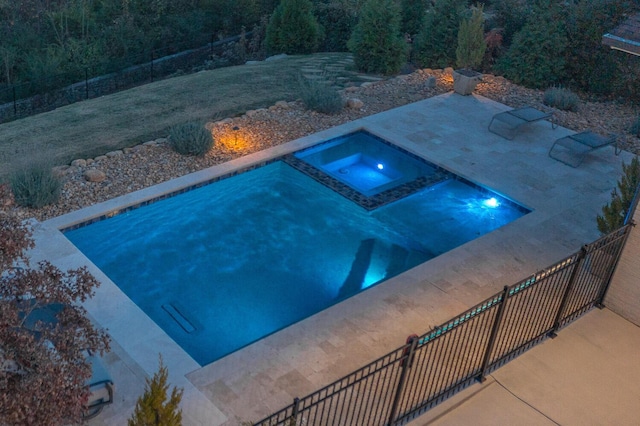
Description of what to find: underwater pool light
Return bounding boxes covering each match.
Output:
[377,163,384,170]
[484,197,500,208]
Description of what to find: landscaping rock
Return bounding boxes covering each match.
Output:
[71,159,87,168]
[347,98,364,109]
[84,169,106,182]
[425,76,437,88]
[106,150,123,157]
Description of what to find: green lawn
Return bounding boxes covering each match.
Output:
[0,53,366,181]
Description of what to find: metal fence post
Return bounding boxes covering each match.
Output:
[548,247,587,337]
[85,68,89,99]
[387,335,418,426]
[477,286,510,382]
[290,397,300,424]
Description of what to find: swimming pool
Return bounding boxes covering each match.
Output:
[65,134,529,366]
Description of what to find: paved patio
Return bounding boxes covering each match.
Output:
[30,92,639,425]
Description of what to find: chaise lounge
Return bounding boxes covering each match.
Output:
[488,106,557,140]
[548,131,620,167]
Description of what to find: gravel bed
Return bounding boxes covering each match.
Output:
[3,68,639,222]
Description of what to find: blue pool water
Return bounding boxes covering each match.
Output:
[66,161,528,365]
[294,130,438,197]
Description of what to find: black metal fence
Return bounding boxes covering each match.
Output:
[0,32,251,124]
[255,224,632,426]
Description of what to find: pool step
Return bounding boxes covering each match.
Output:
[162,303,196,334]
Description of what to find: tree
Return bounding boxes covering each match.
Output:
[597,156,640,234]
[494,0,567,89]
[456,4,486,70]
[563,0,631,96]
[0,196,111,425]
[314,0,360,52]
[265,0,321,54]
[412,0,468,68]
[347,0,408,75]
[400,0,428,37]
[128,356,183,426]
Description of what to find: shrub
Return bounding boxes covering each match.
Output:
[400,0,429,37]
[597,156,640,234]
[265,0,321,55]
[347,0,408,75]
[563,0,630,96]
[494,0,567,89]
[490,0,531,46]
[631,116,640,138]
[412,0,467,68]
[169,122,214,156]
[315,0,359,52]
[456,4,487,70]
[298,75,344,114]
[10,162,62,208]
[128,356,183,426]
[543,86,580,112]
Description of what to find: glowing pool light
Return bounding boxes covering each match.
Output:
[377,163,384,170]
[484,197,500,208]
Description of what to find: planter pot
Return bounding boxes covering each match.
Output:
[453,69,482,95]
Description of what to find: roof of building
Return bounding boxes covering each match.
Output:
[603,13,640,56]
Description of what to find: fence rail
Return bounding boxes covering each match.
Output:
[255,224,632,426]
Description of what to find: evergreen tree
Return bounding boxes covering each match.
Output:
[315,0,360,52]
[494,0,567,89]
[456,4,486,70]
[412,0,468,68]
[563,0,630,96]
[265,0,321,54]
[128,356,184,426]
[400,0,428,37]
[347,0,408,75]
[597,156,640,234]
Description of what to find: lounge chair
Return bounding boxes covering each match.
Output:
[488,106,556,140]
[548,131,620,167]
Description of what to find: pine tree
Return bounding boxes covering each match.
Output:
[456,4,486,70]
[400,0,428,36]
[494,0,567,89]
[412,0,468,68]
[128,356,184,426]
[265,0,321,54]
[347,0,408,75]
[597,156,640,234]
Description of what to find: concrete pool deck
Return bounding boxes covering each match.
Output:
[30,92,640,425]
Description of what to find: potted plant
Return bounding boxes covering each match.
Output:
[453,4,486,95]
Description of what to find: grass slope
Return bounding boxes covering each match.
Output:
[0,53,362,181]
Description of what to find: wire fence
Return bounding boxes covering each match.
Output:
[0,32,252,124]
[254,223,632,426]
